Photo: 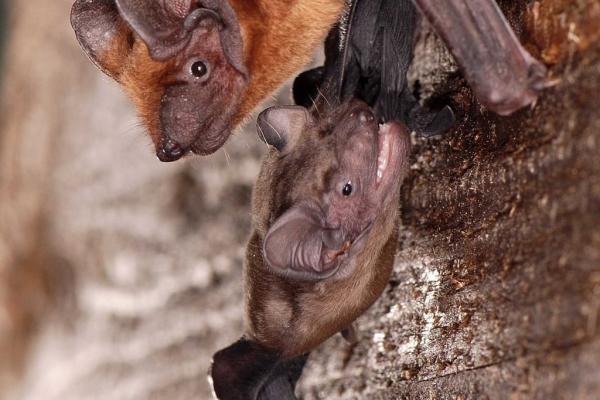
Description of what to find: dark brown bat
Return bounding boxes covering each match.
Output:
[210,99,411,400]
[70,0,344,161]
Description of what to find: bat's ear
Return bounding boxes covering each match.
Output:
[114,0,194,61]
[71,0,132,80]
[263,206,346,281]
[257,106,313,153]
[115,0,246,75]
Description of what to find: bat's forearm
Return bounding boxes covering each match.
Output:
[413,0,547,115]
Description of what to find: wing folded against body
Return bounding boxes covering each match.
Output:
[413,0,548,115]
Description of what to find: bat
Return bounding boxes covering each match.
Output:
[70,0,543,163]
[70,0,345,161]
[210,100,412,399]
[210,0,548,396]
[211,2,430,398]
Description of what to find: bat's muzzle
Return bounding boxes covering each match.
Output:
[157,137,186,162]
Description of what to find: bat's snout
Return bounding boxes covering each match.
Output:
[157,137,186,162]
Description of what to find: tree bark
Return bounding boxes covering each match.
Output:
[299,0,600,398]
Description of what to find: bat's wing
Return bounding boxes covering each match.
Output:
[413,0,548,115]
[376,0,417,121]
[258,354,309,400]
[211,338,308,400]
[338,0,454,135]
[339,0,384,102]
[376,0,455,135]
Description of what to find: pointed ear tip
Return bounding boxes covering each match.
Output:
[70,1,79,20]
[70,0,89,29]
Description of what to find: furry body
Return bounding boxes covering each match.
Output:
[212,99,409,400]
[71,0,345,160]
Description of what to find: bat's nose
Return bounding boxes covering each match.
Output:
[157,137,186,162]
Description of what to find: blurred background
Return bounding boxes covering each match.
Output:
[0,1,273,398]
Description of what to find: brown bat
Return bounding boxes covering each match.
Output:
[70,0,344,161]
[70,0,544,163]
[210,99,411,400]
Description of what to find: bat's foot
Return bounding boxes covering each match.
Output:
[409,104,455,137]
[341,323,358,345]
[340,324,360,368]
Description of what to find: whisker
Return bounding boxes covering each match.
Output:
[316,87,331,107]
[223,147,232,166]
[311,97,322,118]
[257,125,271,149]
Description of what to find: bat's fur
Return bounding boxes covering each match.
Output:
[211,100,408,400]
[229,1,345,124]
[72,0,345,158]
[244,218,398,359]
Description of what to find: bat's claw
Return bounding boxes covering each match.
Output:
[410,105,456,138]
[341,323,359,345]
[543,76,562,89]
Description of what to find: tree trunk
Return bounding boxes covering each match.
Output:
[299,1,600,398]
[0,0,598,399]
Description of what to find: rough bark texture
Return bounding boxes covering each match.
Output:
[299,1,600,398]
[0,0,599,399]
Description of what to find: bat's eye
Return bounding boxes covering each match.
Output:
[342,181,353,197]
[191,61,209,79]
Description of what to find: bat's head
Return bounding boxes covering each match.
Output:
[71,0,247,161]
[254,99,411,281]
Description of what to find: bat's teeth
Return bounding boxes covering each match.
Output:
[376,131,391,184]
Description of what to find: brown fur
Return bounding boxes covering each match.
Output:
[229,1,345,125]
[100,0,345,150]
[245,228,398,358]
[244,103,405,359]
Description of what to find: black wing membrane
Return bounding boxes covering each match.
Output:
[211,338,308,400]
[347,0,454,135]
[297,0,547,129]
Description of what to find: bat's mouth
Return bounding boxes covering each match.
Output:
[156,66,246,162]
[190,128,231,156]
[373,121,411,196]
[156,124,232,162]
